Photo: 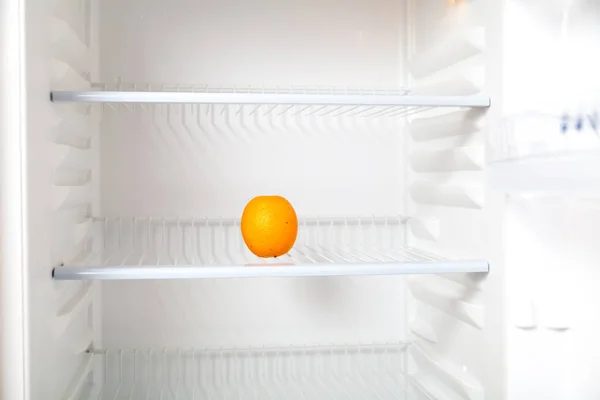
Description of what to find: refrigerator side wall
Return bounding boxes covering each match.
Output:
[23,0,100,397]
[405,0,501,398]
[0,0,28,397]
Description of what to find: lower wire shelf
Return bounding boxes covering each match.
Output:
[53,216,489,280]
[76,343,409,400]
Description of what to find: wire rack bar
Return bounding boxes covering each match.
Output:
[89,215,410,227]
[50,91,491,107]
[53,260,489,280]
[90,341,409,355]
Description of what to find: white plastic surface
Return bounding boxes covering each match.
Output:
[64,356,94,400]
[409,28,485,80]
[55,283,93,337]
[46,0,100,398]
[410,343,484,400]
[49,16,89,73]
[409,109,485,142]
[410,312,438,344]
[407,218,440,242]
[407,276,484,330]
[410,181,484,209]
[412,69,485,98]
[410,146,484,172]
[407,2,492,400]
[51,59,90,90]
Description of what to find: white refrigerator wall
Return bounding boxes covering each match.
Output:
[405,1,503,399]
[19,0,100,398]
[98,0,410,350]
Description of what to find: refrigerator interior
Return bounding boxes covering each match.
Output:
[28,0,495,398]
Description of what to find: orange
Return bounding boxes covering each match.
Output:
[241,196,298,258]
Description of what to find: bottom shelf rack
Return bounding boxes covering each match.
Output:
[53,216,489,280]
[75,343,409,400]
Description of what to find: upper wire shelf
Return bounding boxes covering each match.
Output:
[52,215,489,280]
[50,83,491,114]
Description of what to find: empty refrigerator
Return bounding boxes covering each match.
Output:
[2,0,600,398]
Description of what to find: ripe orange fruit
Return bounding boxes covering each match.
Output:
[241,196,298,258]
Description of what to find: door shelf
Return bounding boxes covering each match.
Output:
[489,111,600,194]
[52,216,489,280]
[73,343,409,400]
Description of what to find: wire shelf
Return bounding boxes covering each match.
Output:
[76,343,409,400]
[52,216,489,280]
[50,82,490,118]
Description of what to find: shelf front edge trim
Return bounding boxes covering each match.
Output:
[50,91,491,107]
[52,260,490,280]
